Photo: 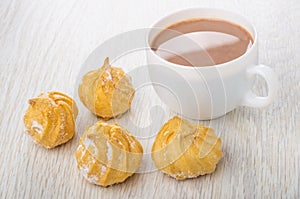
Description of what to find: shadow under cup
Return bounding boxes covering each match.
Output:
[146,8,264,120]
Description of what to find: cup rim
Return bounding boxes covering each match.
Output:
[147,7,258,69]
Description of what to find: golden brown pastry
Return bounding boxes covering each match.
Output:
[78,58,135,120]
[23,91,78,148]
[151,116,223,180]
[75,121,143,187]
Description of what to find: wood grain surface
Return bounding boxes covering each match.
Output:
[0,0,299,198]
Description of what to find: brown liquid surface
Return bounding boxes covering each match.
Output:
[151,18,253,66]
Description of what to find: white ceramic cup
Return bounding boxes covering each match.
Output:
[146,8,278,120]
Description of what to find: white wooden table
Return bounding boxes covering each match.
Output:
[0,0,299,198]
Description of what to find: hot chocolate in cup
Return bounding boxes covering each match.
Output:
[146,7,278,120]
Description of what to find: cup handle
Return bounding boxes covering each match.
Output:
[241,65,278,107]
